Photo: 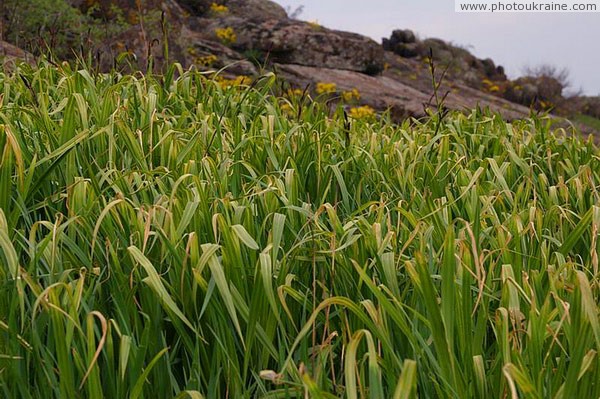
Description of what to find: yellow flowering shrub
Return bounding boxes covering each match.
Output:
[342,88,360,102]
[315,82,337,95]
[348,105,375,120]
[215,27,237,45]
[210,3,229,14]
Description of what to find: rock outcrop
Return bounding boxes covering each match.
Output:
[190,15,384,74]
[220,0,288,21]
[277,63,532,120]
[383,29,421,58]
[383,30,507,89]
[504,75,564,109]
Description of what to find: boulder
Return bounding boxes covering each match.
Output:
[177,0,287,20]
[166,0,211,15]
[382,33,422,58]
[504,75,563,108]
[481,58,496,76]
[394,29,416,44]
[195,17,384,74]
[382,29,416,52]
[393,43,422,58]
[224,0,288,21]
[180,26,258,75]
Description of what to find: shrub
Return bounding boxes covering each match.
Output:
[2,0,87,58]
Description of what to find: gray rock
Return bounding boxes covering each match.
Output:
[393,43,421,58]
[382,29,416,50]
[196,17,384,74]
[504,75,563,108]
[177,0,287,21]
[225,0,288,21]
[276,63,534,122]
[180,26,258,75]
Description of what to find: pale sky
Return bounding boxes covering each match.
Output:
[273,0,600,95]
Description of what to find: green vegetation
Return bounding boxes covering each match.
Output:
[574,114,600,131]
[1,62,600,398]
[2,0,123,59]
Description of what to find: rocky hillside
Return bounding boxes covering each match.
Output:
[2,0,599,131]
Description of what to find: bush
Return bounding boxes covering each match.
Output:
[1,0,131,61]
[2,0,86,57]
[523,63,571,91]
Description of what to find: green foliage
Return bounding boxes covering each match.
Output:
[574,114,600,131]
[3,0,84,56]
[1,0,131,61]
[0,61,600,398]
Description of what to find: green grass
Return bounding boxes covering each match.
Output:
[573,114,600,131]
[1,61,600,398]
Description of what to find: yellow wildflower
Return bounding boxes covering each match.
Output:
[315,82,337,95]
[342,88,360,102]
[348,105,375,120]
[280,102,295,117]
[210,3,229,14]
[215,27,237,45]
[287,88,304,97]
[195,54,218,67]
[216,75,252,88]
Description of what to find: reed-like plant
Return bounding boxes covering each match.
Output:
[0,62,599,398]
